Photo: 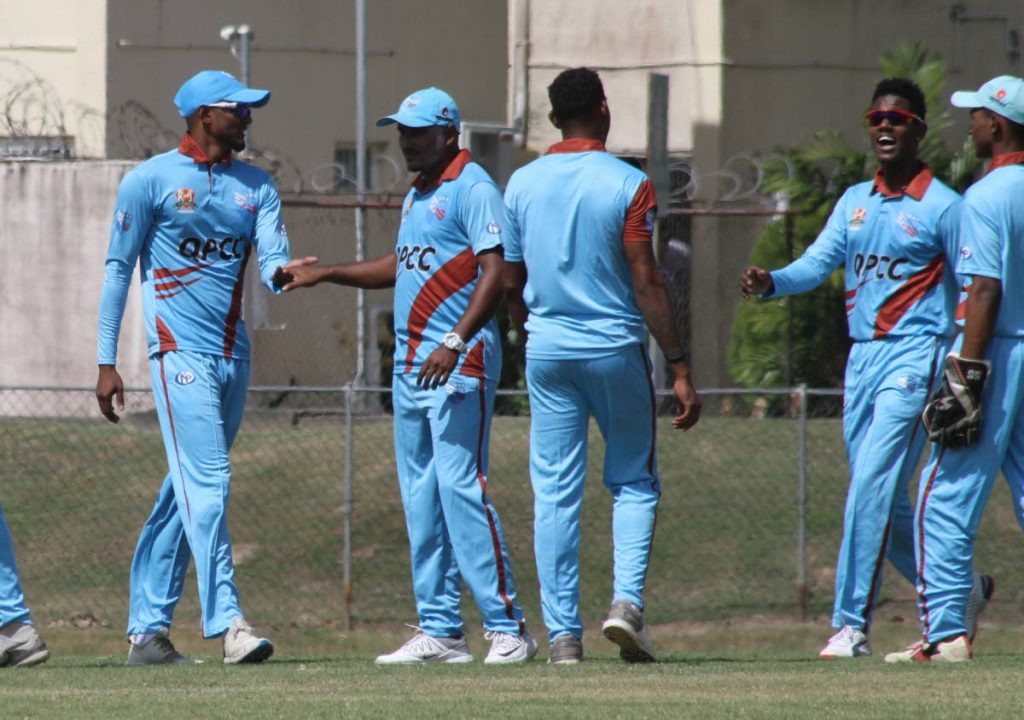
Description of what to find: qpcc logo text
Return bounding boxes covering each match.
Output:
[178,236,247,263]
[852,253,908,281]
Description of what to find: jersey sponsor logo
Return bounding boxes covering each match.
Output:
[178,236,247,262]
[115,209,133,232]
[996,88,1008,101]
[960,246,972,260]
[276,220,288,237]
[175,187,197,212]
[644,208,656,233]
[175,370,196,385]
[234,191,258,214]
[486,221,501,235]
[397,244,437,272]
[849,207,867,229]
[896,211,919,238]
[852,252,908,281]
[429,194,449,221]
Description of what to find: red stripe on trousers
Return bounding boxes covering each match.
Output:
[159,355,192,524]
[474,379,522,633]
[916,446,946,639]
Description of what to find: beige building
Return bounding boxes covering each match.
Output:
[3,0,1024,392]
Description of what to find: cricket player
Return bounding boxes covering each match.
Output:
[96,70,307,665]
[503,67,701,665]
[886,75,1024,663]
[742,78,983,659]
[279,87,536,665]
[0,507,49,667]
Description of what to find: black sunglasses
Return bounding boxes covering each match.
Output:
[206,102,252,121]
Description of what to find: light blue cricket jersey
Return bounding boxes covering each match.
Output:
[97,135,290,364]
[392,149,504,382]
[957,153,1024,338]
[769,167,961,341]
[503,138,658,360]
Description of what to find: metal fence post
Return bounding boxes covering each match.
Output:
[342,384,354,632]
[796,383,809,620]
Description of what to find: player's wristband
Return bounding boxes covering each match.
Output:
[664,350,687,365]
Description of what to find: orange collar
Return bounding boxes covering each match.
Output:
[872,164,932,200]
[546,138,607,155]
[413,149,472,193]
[178,133,232,165]
[987,150,1024,173]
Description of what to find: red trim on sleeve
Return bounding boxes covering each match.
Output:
[222,246,251,358]
[986,150,1024,172]
[155,315,178,353]
[871,165,933,200]
[623,179,657,243]
[413,149,472,193]
[546,138,607,155]
[872,255,945,338]
[403,248,480,372]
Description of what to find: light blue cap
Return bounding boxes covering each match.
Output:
[376,87,460,131]
[173,70,271,118]
[951,75,1024,125]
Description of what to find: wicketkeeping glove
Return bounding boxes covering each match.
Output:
[921,353,991,448]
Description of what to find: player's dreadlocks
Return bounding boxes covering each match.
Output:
[548,67,606,125]
[872,78,927,121]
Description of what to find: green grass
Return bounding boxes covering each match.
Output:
[6,630,1024,720]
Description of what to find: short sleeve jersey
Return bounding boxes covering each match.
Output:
[503,139,657,359]
[769,167,961,341]
[97,134,291,364]
[392,149,504,382]
[956,153,1024,338]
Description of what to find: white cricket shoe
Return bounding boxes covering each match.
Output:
[602,600,656,663]
[127,627,201,666]
[222,617,274,664]
[375,628,473,665]
[0,621,50,668]
[884,634,972,663]
[483,630,538,664]
[819,625,871,659]
[965,573,995,642]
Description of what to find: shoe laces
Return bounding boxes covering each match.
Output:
[398,626,442,654]
[151,634,179,657]
[484,631,520,652]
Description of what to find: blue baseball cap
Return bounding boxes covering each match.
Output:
[376,87,460,131]
[173,70,271,118]
[951,75,1024,125]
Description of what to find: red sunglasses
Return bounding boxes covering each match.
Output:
[864,108,924,127]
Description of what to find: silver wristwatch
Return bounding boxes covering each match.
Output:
[442,332,467,354]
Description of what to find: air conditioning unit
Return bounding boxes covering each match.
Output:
[461,122,518,189]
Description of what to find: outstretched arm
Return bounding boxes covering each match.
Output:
[625,241,701,430]
[278,252,398,291]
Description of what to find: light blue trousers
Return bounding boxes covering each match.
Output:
[832,335,946,632]
[526,345,660,642]
[391,372,526,637]
[0,504,31,627]
[915,335,1024,642]
[128,350,247,638]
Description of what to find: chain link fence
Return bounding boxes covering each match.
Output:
[10,383,1021,644]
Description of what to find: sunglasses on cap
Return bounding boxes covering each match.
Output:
[864,108,923,127]
[205,101,252,120]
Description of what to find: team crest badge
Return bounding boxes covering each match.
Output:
[896,211,919,238]
[115,209,132,232]
[429,194,449,221]
[849,208,866,229]
[175,187,197,212]
[234,191,257,215]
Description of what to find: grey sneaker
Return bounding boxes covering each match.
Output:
[127,628,201,666]
[965,573,995,643]
[375,628,473,665]
[547,635,583,665]
[222,617,274,664]
[602,600,656,663]
[0,621,50,668]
